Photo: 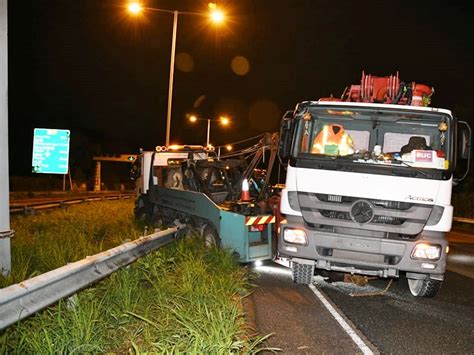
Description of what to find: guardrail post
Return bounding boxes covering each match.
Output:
[0,0,11,277]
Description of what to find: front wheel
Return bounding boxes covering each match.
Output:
[202,225,220,248]
[135,195,152,223]
[407,278,442,298]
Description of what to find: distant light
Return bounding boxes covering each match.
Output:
[189,115,198,123]
[225,144,232,151]
[254,260,263,267]
[127,2,143,15]
[210,9,224,24]
[220,116,230,125]
[231,56,250,76]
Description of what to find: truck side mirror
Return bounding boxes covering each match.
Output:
[454,120,471,183]
[278,110,294,163]
[458,121,471,159]
[130,163,140,181]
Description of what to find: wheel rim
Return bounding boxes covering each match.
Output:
[408,278,423,296]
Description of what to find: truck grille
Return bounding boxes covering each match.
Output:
[291,192,433,237]
[320,210,404,226]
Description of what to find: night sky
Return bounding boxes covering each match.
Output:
[7,0,474,180]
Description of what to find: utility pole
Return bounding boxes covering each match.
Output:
[0,0,11,277]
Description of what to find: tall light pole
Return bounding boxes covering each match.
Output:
[166,10,178,148]
[126,2,225,147]
[0,0,11,277]
[189,115,230,146]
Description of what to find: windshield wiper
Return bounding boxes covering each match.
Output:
[302,153,429,177]
[395,160,428,177]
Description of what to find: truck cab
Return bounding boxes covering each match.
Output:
[277,73,471,297]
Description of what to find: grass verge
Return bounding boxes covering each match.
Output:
[1,201,268,353]
[1,200,142,288]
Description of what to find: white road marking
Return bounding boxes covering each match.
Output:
[309,284,374,355]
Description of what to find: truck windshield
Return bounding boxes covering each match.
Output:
[294,106,452,176]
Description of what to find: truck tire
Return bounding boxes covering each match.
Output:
[407,278,442,298]
[135,196,152,223]
[292,262,314,284]
[202,225,220,248]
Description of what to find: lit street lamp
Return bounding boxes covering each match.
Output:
[217,144,232,160]
[126,2,225,147]
[188,115,230,147]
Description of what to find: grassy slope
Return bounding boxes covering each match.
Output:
[1,200,141,288]
[0,201,265,353]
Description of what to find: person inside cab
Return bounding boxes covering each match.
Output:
[311,124,355,156]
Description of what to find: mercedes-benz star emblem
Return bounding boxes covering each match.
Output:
[350,200,374,224]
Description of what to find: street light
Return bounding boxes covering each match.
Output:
[216,144,232,160]
[188,115,230,146]
[126,2,226,147]
[127,2,142,14]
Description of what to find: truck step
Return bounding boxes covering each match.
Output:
[249,242,271,259]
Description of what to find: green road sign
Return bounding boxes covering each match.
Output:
[32,128,70,174]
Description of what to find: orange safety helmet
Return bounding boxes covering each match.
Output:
[312,124,355,156]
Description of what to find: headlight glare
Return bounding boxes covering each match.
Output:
[283,228,308,245]
[411,243,441,260]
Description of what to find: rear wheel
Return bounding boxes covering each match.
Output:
[202,225,220,248]
[292,262,314,284]
[407,278,442,298]
[135,195,152,223]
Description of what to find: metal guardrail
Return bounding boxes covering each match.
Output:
[453,216,474,225]
[0,227,178,330]
[9,193,134,215]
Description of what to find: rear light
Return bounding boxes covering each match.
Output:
[249,224,266,232]
[436,150,445,158]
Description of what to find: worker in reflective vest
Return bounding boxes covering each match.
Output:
[311,124,355,156]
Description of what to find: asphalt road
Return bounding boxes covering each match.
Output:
[246,264,371,354]
[248,229,474,354]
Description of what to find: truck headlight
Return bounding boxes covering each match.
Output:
[411,243,441,261]
[283,228,308,245]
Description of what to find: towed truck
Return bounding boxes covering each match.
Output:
[277,72,471,297]
[133,136,279,263]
